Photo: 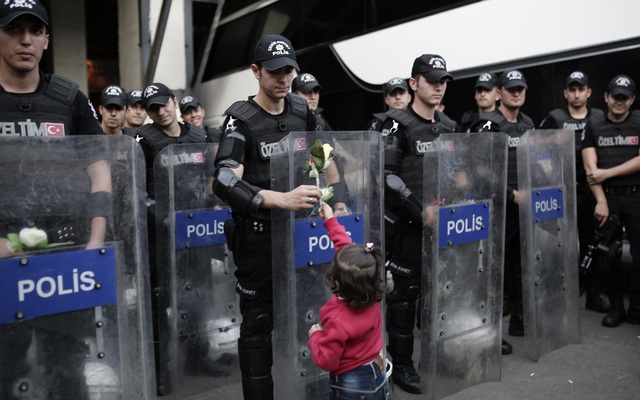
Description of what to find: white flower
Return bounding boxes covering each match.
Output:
[322,143,334,161]
[19,228,48,248]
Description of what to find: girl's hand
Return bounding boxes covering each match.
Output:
[319,202,334,221]
[308,323,323,337]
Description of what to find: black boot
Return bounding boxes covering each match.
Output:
[392,361,421,394]
[501,339,512,355]
[585,290,610,313]
[602,308,626,327]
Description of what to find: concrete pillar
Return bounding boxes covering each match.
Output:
[118,0,145,91]
[49,0,88,94]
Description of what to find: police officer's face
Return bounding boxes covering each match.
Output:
[147,97,178,128]
[126,103,147,127]
[410,75,447,108]
[182,106,205,127]
[0,16,49,74]
[253,64,295,101]
[296,88,320,111]
[564,83,591,109]
[499,86,526,109]
[475,87,499,110]
[384,89,411,110]
[100,104,126,130]
[605,92,635,121]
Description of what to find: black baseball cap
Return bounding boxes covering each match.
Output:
[253,34,299,71]
[100,85,127,108]
[500,70,528,89]
[475,72,498,89]
[383,77,409,96]
[565,71,589,87]
[0,0,49,26]
[179,95,201,114]
[292,73,322,94]
[411,54,453,82]
[607,74,636,98]
[127,89,143,106]
[142,83,174,110]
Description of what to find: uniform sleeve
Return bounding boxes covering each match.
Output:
[72,90,101,135]
[307,315,348,372]
[324,217,352,251]
[581,120,596,149]
[214,115,249,169]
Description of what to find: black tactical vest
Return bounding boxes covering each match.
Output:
[590,110,640,187]
[224,93,313,189]
[138,123,206,161]
[0,75,77,137]
[480,111,534,185]
[385,108,455,199]
[547,108,604,183]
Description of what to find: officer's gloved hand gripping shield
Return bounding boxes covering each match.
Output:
[270,131,383,400]
[0,135,155,399]
[153,143,240,398]
[421,132,508,399]
[517,129,580,361]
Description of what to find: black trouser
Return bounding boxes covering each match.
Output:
[226,219,274,400]
[576,183,605,294]
[504,200,523,317]
[603,190,640,310]
[386,220,422,364]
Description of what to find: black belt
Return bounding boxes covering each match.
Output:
[233,214,271,233]
[603,185,638,195]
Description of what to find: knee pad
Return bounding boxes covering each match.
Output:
[387,331,414,360]
[238,334,273,377]
[386,300,416,331]
[241,306,273,335]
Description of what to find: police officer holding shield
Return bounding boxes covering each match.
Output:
[476,70,535,355]
[374,54,455,394]
[212,34,348,400]
[540,71,609,313]
[582,74,640,328]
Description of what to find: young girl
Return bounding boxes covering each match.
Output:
[307,202,389,400]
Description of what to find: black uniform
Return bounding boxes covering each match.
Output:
[476,108,535,335]
[376,107,455,384]
[581,110,640,320]
[459,109,481,133]
[540,107,608,308]
[0,72,102,399]
[214,93,318,400]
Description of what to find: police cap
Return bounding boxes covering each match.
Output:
[500,70,528,90]
[292,73,322,94]
[0,0,49,26]
[411,54,453,82]
[142,83,174,110]
[565,71,589,87]
[179,95,201,114]
[607,74,636,98]
[253,34,299,72]
[475,72,498,89]
[100,85,127,108]
[383,77,409,96]
[127,89,143,106]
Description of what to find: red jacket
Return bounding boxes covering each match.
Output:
[307,217,383,376]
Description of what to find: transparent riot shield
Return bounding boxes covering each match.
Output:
[421,132,508,399]
[271,131,384,400]
[517,129,580,361]
[153,143,240,399]
[0,135,155,400]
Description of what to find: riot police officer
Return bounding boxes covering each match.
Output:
[459,72,500,133]
[212,34,348,400]
[179,95,222,143]
[292,72,332,130]
[374,54,455,394]
[124,89,147,130]
[136,82,207,395]
[0,1,108,398]
[540,71,609,313]
[367,77,412,131]
[582,74,640,328]
[476,69,535,355]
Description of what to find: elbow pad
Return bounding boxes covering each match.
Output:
[385,174,423,222]
[213,168,264,218]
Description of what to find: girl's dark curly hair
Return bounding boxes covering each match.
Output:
[325,244,385,309]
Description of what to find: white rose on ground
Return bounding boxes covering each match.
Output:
[19,228,48,248]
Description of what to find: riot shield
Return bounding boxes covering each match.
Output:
[421,132,508,399]
[0,135,155,400]
[271,131,384,399]
[517,129,580,361]
[153,143,240,399]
